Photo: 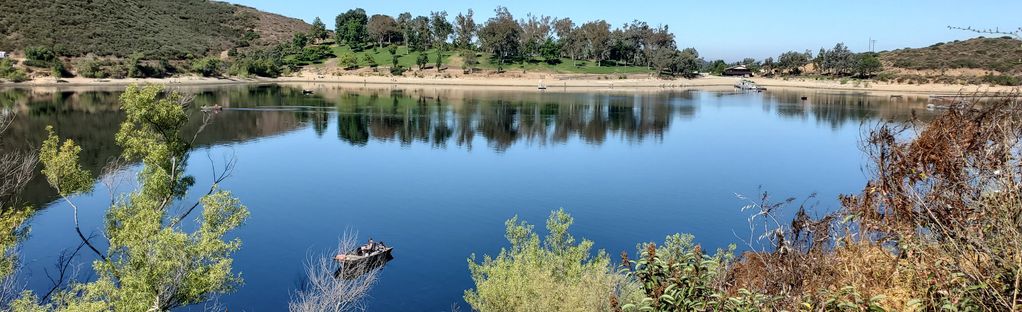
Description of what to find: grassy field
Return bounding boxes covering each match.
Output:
[329,44,653,75]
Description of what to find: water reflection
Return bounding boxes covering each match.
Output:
[0,84,934,211]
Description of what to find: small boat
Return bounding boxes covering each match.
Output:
[800,96,808,101]
[200,105,223,112]
[538,80,547,90]
[302,89,315,95]
[334,241,393,278]
[335,241,392,267]
[734,79,766,92]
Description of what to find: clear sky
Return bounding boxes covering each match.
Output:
[227,0,1020,61]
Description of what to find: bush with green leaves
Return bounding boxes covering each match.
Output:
[191,57,224,77]
[465,209,625,312]
[339,53,359,70]
[0,59,29,82]
[621,234,738,311]
[19,84,251,310]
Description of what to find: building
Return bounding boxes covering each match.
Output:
[722,65,753,77]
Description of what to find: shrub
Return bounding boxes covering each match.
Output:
[465,209,625,312]
[0,59,29,82]
[75,57,107,78]
[191,57,224,77]
[621,234,737,311]
[339,53,358,70]
[981,74,1020,86]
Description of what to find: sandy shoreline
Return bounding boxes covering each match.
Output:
[1,74,1016,95]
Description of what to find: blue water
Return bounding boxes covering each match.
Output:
[3,85,933,311]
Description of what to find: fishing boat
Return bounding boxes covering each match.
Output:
[334,241,393,278]
[734,79,766,92]
[302,89,315,95]
[200,104,223,112]
[335,241,392,266]
[538,80,547,90]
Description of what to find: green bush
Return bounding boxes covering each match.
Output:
[981,74,1020,86]
[621,234,740,311]
[0,59,29,82]
[465,209,626,312]
[191,57,224,77]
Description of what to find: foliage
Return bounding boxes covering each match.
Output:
[416,53,429,69]
[191,57,224,77]
[340,53,359,70]
[881,37,1022,73]
[309,17,329,42]
[27,84,250,311]
[335,8,369,48]
[478,7,522,68]
[981,73,1020,86]
[854,53,882,78]
[465,209,622,312]
[621,234,735,311]
[0,59,29,82]
[0,0,305,59]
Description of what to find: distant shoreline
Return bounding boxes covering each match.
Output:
[2,74,1015,95]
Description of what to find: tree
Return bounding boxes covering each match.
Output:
[27,84,249,311]
[777,50,810,75]
[292,32,309,49]
[335,9,368,48]
[461,50,479,73]
[822,43,854,75]
[407,16,431,51]
[855,53,882,78]
[454,9,477,49]
[397,12,413,45]
[430,11,453,50]
[465,209,621,311]
[309,17,328,43]
[367,14,399,48]
[519,14,553,59]
[416,52,429,70]
[478,6,522,70]
[434,49,444,70]
[578,20,611,66]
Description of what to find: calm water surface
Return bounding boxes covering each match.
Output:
[0,84,935,311]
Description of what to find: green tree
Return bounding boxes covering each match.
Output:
[340,53,359,70]
[465,209,624,312]
[335,8,368,48]
[26,84,250,311]
[434,49,443,70]
[478,6,521,70]
[855,53,883,78]
[309,17,328,42]
[430,11,453,50]
[454,9,477,49]
[367,14,399,48]
[416,52,429,70]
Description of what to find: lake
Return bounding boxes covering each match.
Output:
[0,84,935,311]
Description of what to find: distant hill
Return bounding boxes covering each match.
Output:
[0,0,309,59]
[880,37,1022,74]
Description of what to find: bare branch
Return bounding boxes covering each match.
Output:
[289,231,381,312]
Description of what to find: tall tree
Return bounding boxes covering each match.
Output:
[430,11,454,50]
[397,12,413,45]
[408,16,431,51]
[368,14,400,47]
[309,17,328,43]
[335,8,369,48]
[519,14,553,59]
[578,20,611,66]
[454,9,477,49]
[478,6,521,70]
[777,50,810,75]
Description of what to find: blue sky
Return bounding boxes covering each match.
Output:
[228,0,1020,61]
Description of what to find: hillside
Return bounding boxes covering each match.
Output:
[880,36,1022,74]
[0,0,309,59]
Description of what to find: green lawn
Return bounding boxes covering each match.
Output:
[327,44,654,75]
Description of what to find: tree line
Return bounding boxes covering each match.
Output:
[328,7,702,76]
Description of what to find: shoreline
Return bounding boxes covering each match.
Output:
[1,74,1016,95]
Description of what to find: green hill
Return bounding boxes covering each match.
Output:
[880,36,1022,74]
[0,0,309,59]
